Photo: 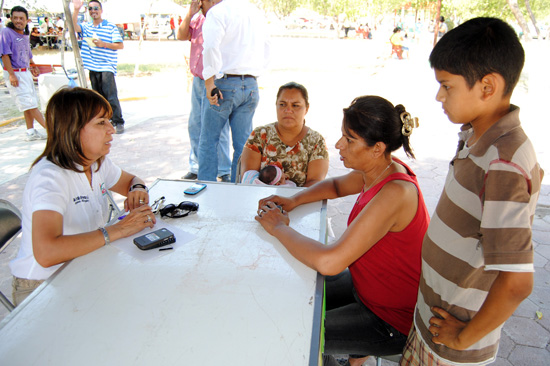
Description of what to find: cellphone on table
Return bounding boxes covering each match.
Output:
[184,183,207,195]
[133,228,176,250]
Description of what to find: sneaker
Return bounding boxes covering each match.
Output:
[114,123,124,134]
[25,129,47,141]
[218,174,231,183]
[182,172,198,180]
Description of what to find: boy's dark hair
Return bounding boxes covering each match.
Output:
[429,17,524,96]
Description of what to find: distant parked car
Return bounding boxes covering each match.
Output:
[285,17,313,30]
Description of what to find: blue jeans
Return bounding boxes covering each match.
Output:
[324,270,407,357]
[89,71,124,125]
[198,76,259,182]
[188,76,231,176]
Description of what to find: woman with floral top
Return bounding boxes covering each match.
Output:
[240,82,329,187]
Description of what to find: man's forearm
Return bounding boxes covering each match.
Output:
[99,41,123,50]
[71,10,81,33]
[177,12,193,40]
[204,76,215,91]
[1,54,14,75]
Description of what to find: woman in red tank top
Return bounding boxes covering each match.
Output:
[256,95,430,366]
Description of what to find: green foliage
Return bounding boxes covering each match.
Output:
[118,63,164,73]
[443,0,550,23]
[264,0,301,18]
[255,0,550,23]
[306,0,344,17]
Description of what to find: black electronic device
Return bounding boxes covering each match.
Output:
[133,228,176,250]
[211,87,221,98]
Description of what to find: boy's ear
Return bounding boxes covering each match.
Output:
[480,73,505,100]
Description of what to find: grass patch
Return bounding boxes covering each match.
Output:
[118,63,164,73]
[117,63,185,76]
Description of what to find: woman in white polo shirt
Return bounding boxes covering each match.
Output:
[10,87,156,305]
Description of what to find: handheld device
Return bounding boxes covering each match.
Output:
[184,183,207,195]
[133,228,176,250]
[211,87,221,98]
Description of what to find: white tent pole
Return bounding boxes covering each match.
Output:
[62,0,87,88]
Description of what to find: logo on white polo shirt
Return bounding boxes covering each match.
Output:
[73,195,90,205]
[101,183,107,195]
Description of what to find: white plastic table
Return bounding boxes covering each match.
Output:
[0,180,327,366]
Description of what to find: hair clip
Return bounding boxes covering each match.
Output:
[400,112,419,136]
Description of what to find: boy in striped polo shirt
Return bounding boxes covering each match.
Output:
[400,18,544,366]
[72,0,125,134]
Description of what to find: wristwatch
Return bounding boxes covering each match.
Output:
[99,227,110,246]
[130,183,148,192]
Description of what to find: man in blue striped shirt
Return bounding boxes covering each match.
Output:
[72,0,125,134]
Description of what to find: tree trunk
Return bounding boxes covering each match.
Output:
[524,0,540,37]
[507,0,530,40]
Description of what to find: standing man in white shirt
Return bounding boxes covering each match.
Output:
[177,0,231,182]
[198,0,270,183]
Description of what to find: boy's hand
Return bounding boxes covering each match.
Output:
[429,307,468,350]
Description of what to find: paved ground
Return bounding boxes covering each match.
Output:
[0,33,549,365]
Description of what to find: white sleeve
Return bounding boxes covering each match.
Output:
[101,156,122,190]
[202,10,225,80]
[30,166,70,215]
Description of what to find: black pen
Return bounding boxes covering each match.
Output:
[159,247,173,251]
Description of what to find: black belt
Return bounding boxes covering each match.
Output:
[224,74,256,80]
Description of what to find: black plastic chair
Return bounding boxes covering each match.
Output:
[0,200,22,312]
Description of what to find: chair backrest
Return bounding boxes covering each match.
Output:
[106,191,124,223]
[0,200,22,253]
[0,200,21,312]
[235,155,243,183]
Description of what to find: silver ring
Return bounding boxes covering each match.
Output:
[146,215,152,223]
[257,209,264,217]
[139,199,145,204]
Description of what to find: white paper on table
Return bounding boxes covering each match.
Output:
[111,220,197,262]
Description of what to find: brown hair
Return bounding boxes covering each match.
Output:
[32,87,112,172]
[276,81,309,108]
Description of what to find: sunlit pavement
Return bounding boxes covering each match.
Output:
[1,34,549,365]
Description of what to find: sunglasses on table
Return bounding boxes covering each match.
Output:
[160,201,199,218]
[88,6,100,11]
[150,196,166,214]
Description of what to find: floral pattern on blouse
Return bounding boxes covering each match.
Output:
[244,122,329,187]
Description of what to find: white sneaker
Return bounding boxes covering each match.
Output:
[25,129,47,141]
